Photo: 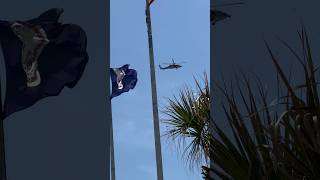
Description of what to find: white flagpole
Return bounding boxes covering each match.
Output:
[145,1,164,180]
[210,1,215,179]
[110,105,116,180]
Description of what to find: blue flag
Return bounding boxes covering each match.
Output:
[110,64,137,99]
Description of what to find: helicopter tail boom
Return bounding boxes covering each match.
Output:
[159,64,165,70]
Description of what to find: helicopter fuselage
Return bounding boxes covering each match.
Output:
[159,64,182,70]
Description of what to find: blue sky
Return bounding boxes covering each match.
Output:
[111,0,209,179]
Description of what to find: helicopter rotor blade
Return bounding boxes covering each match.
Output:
[161,61,187,64]
[211,2,244,8]
[172,61,187,64]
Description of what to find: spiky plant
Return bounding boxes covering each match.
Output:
[202,26,320,179]
[265,26,320,179]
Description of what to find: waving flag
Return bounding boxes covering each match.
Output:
[0,8,89,118]
[110,64,137,99]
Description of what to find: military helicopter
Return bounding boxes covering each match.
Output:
[211,2,244,26]
[159,58,186,70]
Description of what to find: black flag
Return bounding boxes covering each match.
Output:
[0,8,89,118]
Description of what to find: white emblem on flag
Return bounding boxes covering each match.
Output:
[11,22,50,87]
[113,68,126,90]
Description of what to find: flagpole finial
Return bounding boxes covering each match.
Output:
[147,0,155,7]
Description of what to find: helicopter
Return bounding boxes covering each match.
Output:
[159,58,186,70]
[211,2,244,26]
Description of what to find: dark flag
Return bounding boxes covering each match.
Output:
[0,8,89,118]
[110,64,137,99]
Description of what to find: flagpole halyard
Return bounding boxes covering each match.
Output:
[145,1,164,180]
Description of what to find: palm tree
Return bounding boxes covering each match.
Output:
[162,73,211,169]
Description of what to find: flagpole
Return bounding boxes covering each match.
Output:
[0,121,6,180]
[0,76,7,180]
[210,1,215,179]
[145,1,164,180]
[110,105,116,180]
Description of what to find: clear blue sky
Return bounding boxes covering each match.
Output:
[111,0,209,179]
